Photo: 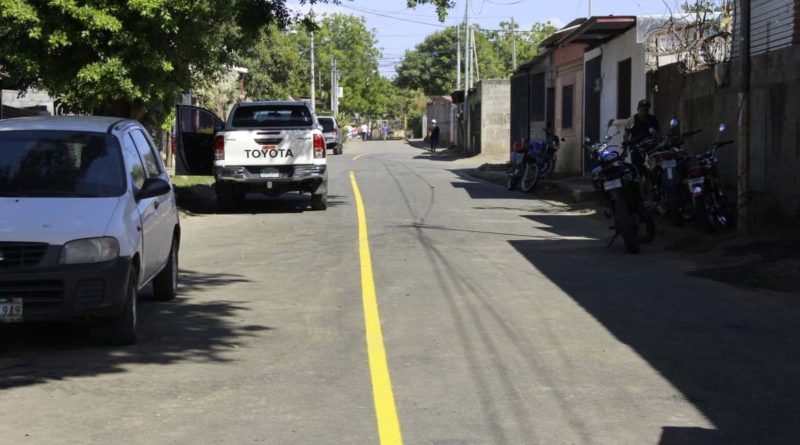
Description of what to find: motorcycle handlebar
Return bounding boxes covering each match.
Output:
[681,129,702,138]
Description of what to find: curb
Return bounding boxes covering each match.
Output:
[467,169,596,203]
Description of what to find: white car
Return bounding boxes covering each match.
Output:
[0,116,180,345]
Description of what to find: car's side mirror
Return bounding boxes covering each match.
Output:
[135,177,172,201]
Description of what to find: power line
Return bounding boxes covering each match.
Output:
[336,4,449,28]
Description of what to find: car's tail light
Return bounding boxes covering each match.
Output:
[214,136,225,160]
[313,133,326,158]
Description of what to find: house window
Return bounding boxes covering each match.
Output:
[617,58,632,119]
[546,87,555,127]
[561,85,574,129]
[530,73,545,122]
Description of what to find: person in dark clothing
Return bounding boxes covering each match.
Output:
[625,99,660,144]
[625,99,660,174]
[429,120,440,154]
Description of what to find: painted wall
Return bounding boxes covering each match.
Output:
[554,45,585,174]
[589,28,647,146]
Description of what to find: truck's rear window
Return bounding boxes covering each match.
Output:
[232,105,313,128]
[318,118,336,133]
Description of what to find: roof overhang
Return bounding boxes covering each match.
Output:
[541,16,637,49]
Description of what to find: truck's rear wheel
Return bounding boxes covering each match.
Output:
[311,191,328,211]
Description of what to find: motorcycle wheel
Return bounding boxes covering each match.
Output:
[640,213,656,245]
[520,162,540,192]
[666,186,684,226]
[614,199,640,254]
[506,167,519,191]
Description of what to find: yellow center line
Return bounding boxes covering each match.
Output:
[350,171,403,445]
[353,153,366,161]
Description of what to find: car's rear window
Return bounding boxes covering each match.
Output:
[0,130,126,198]
[231,104,313,128]
[318,118,336,133]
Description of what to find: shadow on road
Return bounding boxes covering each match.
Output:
[175,185,347,215]
[510,213,800,444]
[0,270,272,390]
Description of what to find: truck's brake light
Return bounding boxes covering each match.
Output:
[313,133,326,158]
[214,135,225,160]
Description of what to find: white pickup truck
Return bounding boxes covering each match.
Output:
[175,101,328,211]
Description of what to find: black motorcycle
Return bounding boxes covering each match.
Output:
[647,119,702,225]
[587,120,656,254]
[682,123,735,230]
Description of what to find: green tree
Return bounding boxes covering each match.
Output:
[0,0,295,127]
[394,24,531,96]
[239,25,307,102]
[485,21,558,75]
[0,0,459,128]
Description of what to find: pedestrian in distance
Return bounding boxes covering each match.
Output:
[429,119,440,156]
[360,123,368,141]
[382,123,389,141]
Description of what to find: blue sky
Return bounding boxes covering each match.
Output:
[290,1,676,77]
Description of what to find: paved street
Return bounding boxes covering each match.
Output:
[1,140,799,444]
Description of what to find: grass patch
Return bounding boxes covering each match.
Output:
[171,175,214,188]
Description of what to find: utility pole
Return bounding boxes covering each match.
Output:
[309,9,316,112]
[456,24,462,90]
[511,17,517,71]
[464,0,471,153]
[738,0,752,233]
[472,27,480,82]
[588,0,592,16]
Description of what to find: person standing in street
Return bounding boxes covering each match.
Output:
[429,119,440,155]
[382,123,389,141]
[360,123,368,141]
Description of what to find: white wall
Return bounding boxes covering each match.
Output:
[597,28,647,145]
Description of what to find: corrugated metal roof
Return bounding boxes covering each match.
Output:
[733,0,795,56]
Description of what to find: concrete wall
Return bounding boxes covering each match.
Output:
[668,44,800,224]
[1,89,55,115]
[426,96,454,146]
[479,79,511,157]
[596,28,647,145]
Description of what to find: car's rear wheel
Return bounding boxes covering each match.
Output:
[152,237,178,301]
[104,269,138,345]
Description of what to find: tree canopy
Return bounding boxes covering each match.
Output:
[0,0,457,128]
[394,21,557,97]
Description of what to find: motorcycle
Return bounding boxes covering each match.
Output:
[518,127,565,192]
[587,120,656,254]
[682,123,735,230]
[507,140,526,190]
[647,119,702,225]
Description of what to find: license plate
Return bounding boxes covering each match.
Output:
[661,159,677,169]
[259,169,280,179]
[603,178,623,191]
[0,298,23,323]
[688,177,705,186]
